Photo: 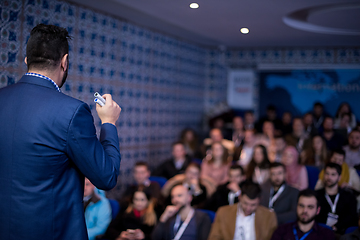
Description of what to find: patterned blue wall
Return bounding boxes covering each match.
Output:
[1,0,359,198]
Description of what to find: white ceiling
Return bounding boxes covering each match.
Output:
[68,0,360,49]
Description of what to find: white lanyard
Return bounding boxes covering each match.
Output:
[269,185,285,208]
[173,208,195,240]
[325,193,340,213]
[228,190,241,205]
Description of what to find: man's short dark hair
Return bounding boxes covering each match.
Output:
[134,161,149,170]
[331,148,346,158]
[324,162,342,176]
[298,189,319,207]
[269,162,286,171]
[349,129,360,137]
[172,141,184,148]
[230,164,244,175]
[240,180,261,200]
[186,162,201,171]
[267,105,276,111]
[314,102,323,108]
[26,24,71,70]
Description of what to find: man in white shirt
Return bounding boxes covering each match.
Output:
[208,181,277,240]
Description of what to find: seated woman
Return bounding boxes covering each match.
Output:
[180,128,202,159]
[201,142,231,186]
[282,146,308,191]
[245,144,271,184]
[103,188,157,240]
[162,162,209,208]
[315,149,360,193]
[301,135,328,169]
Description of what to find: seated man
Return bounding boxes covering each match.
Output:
[84,178,112,240]
[343,129,360,168]
[152,141,192,180]
[260,162,299,225]
[161,163,208,208]
[121,161,161,203]
[271,189,336,240]
[316,163,358,235]
[203,128,235,157]
[208,181,277,240]
[204,165,245,212]
[152,184,211,240]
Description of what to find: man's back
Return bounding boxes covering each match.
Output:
[0,75,121,240]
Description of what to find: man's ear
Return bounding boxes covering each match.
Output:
[24,57,27,65]
[61,54,68,71]
[316,206,321,215]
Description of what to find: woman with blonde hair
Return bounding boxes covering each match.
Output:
[103,187,157,240]
[201,142,231,186]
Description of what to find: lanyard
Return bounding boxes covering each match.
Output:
[325,193,339,213]
[293,226,313,240]
[228,190,241,205]
[269,185,285,208]
[173,208,195,240]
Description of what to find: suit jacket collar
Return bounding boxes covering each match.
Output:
[19,74,61,92]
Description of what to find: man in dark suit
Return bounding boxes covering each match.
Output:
[0,24,122,240]
[261,162,299,225]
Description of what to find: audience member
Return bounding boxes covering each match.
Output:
[152,141,192,180]
[335,113,353,135]
[255,105,282,134]
[313,102,326,130]
[301,135,328,169]
[315,149,360,194]
[303,112,318,136]
[104,188,157,240]
[321,116,345,151]
[203,128,235,156]
[232,116,245,147]
[315,163,358,235]
[255,120,275,150]
[260,162,299,225]
[204,165,245,212]
[285,117,311,152]
[272,135,287,162]
[245,145,271,184]
[152,184,211,240]
[162,163,208,208]
[233,129,256,168]
[271,189,336,240]
[334,102,357,129]
[280,111,293,136]
[201,142,231,186]
[180,128,201,159]
[208,181,277,240]
[122,162,161,204]
[84,178,112,240]
[282,146,308,191]
[343,129,360,168]
[244,111,256,130]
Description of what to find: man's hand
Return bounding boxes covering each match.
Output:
[134,229,145,240]
[159,205,179,223]
[96,94,121,125]
[227,182,240,193]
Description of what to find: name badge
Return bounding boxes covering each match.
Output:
[326,212,338,227]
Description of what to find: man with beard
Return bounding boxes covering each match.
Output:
[0,24,122,240]
[343,129,360,168]
[152,184,211,240]
[271,189,335,240]
[321,116,345,151]
[260,162,299,225]
[316,163,358,235]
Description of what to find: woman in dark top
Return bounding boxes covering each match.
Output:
[104,188,157,240]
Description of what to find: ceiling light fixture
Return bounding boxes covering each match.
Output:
[240,28,249,34]
[190,3,199,9]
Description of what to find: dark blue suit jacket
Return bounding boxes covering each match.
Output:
[0,75,121,240]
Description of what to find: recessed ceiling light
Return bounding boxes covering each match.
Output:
[240,28,249,34]
[190,3,199,9]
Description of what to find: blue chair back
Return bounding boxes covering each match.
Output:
[149,176,168,188]
[198,209,216,223]
[356,170,360,177]
[345,226,358,234]
[192,158,202,165]
[305,165,320,190]
[108,199,120,219]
